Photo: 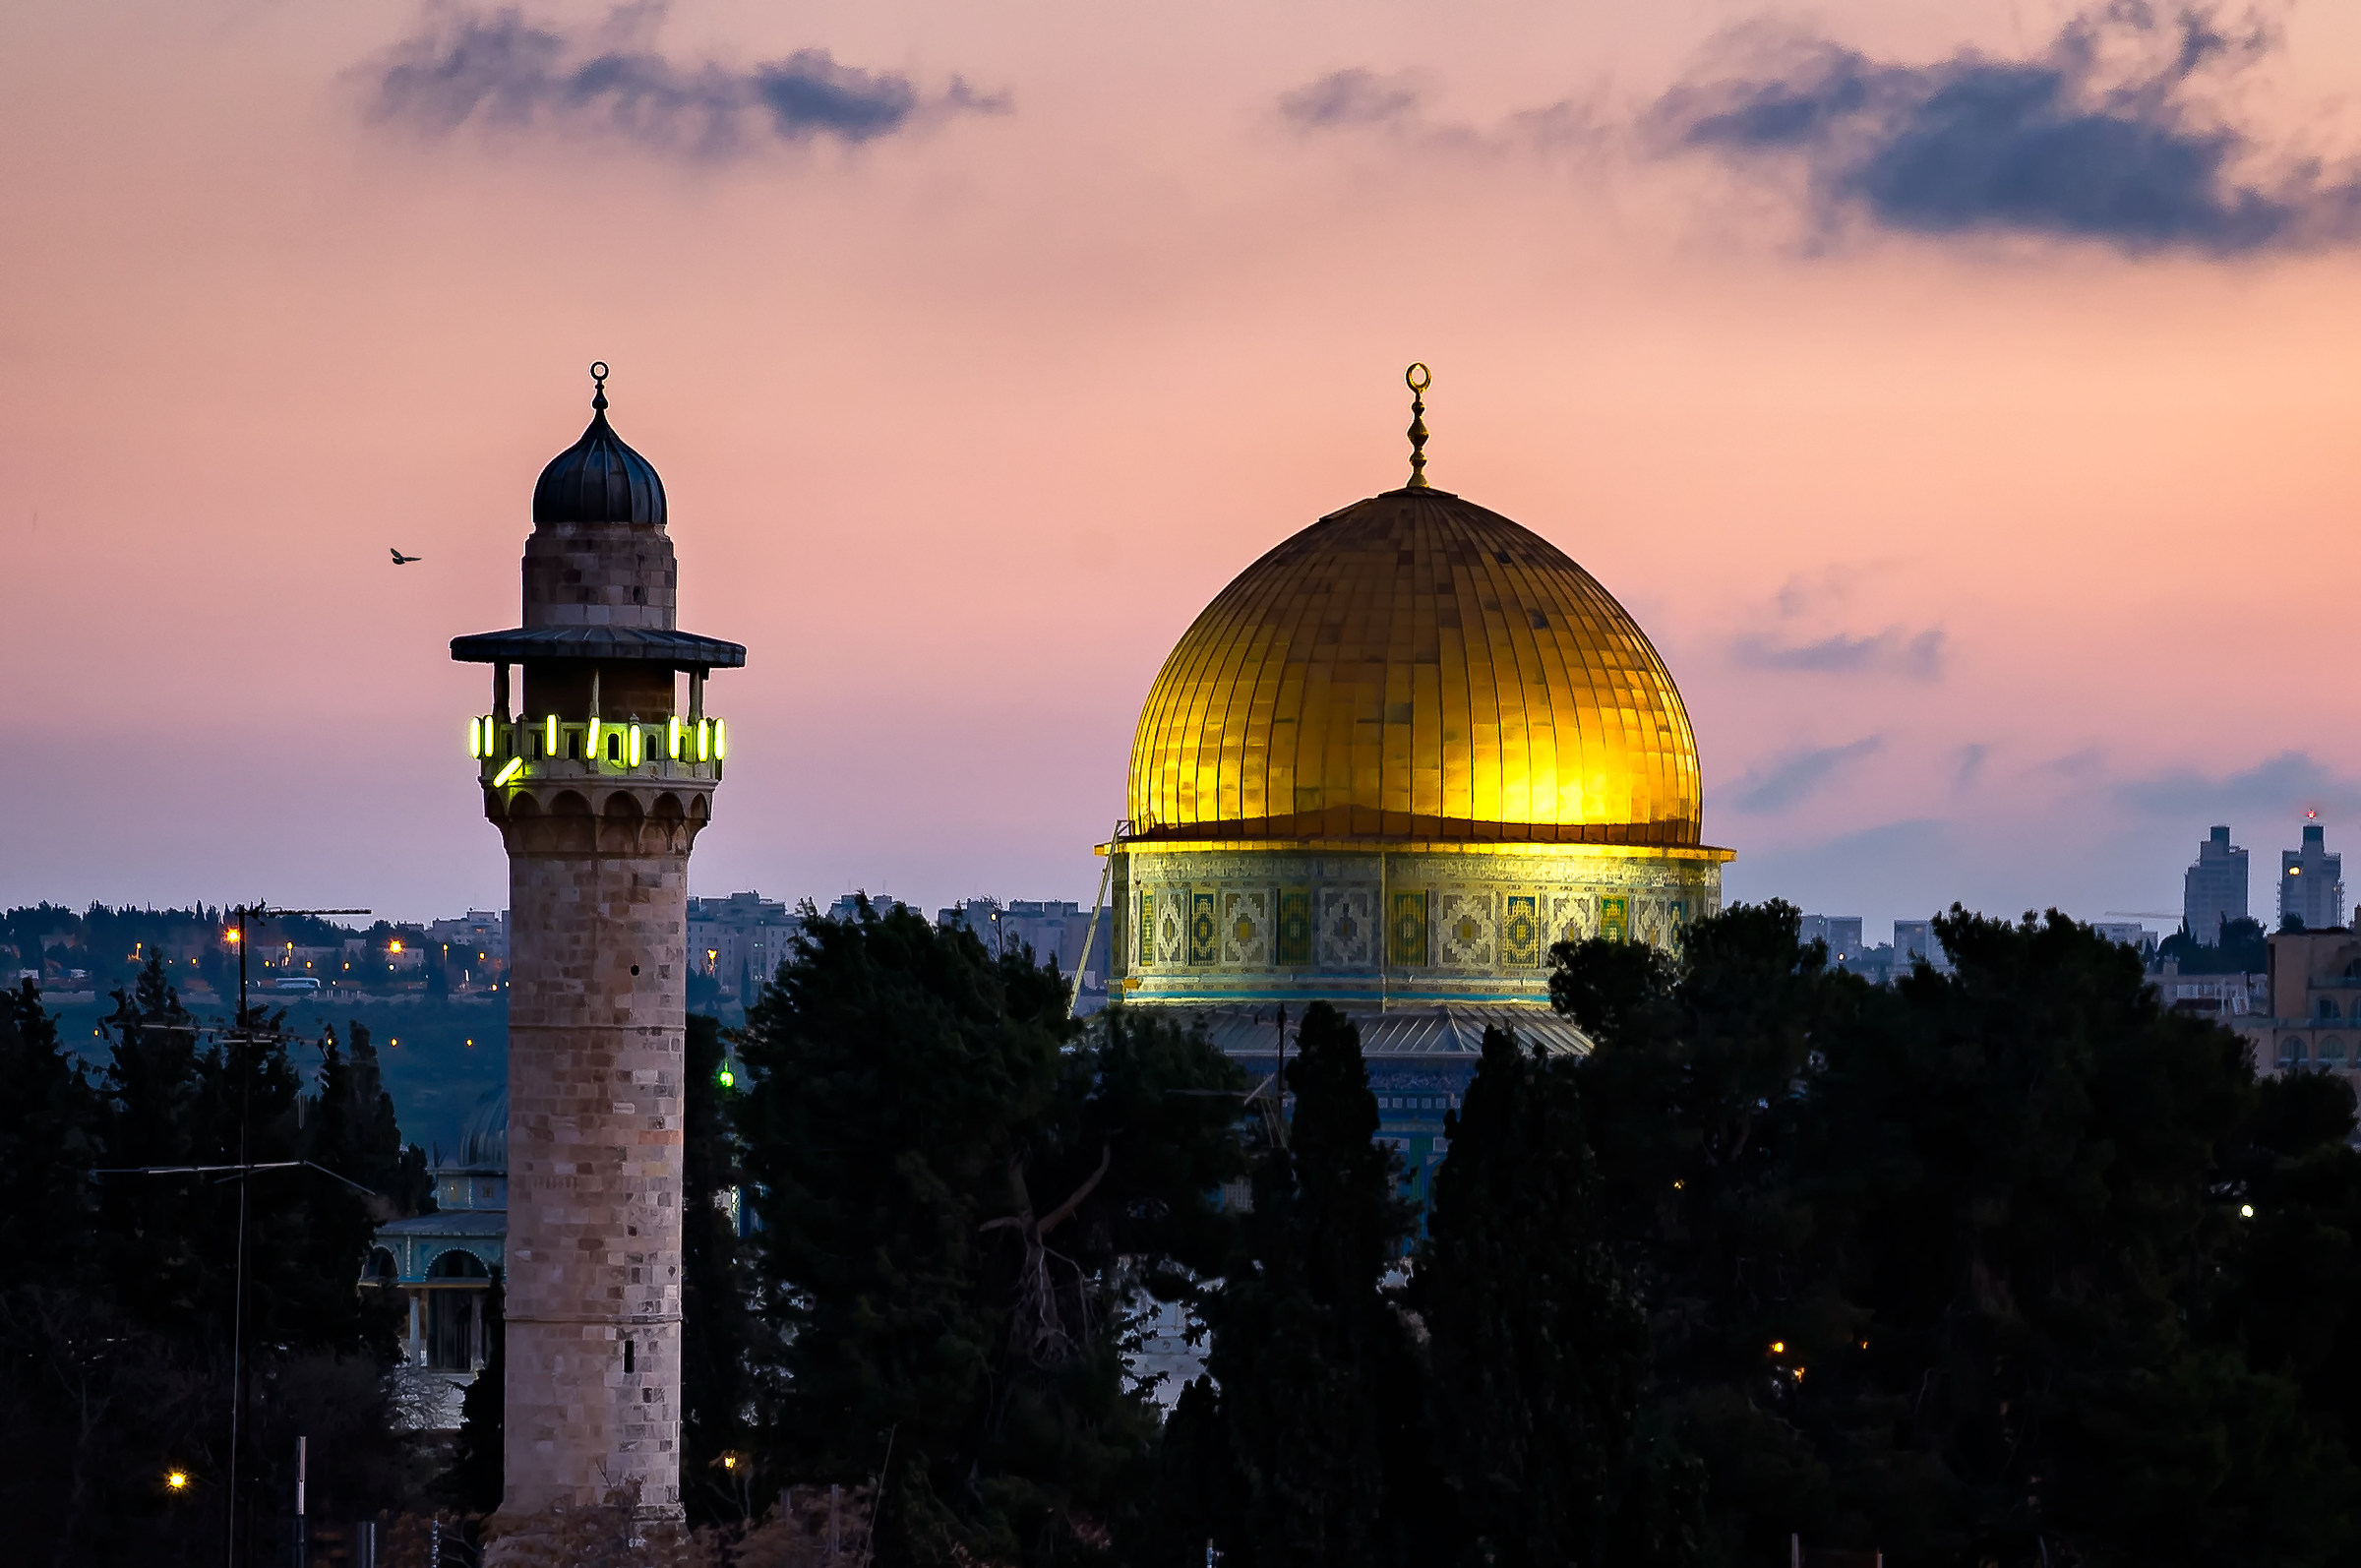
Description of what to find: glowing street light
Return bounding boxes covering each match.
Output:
[165,1469,189,1492]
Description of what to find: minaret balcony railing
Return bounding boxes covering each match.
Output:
[467,714,726,787]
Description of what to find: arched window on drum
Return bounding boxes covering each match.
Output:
[2320,1037,2347,1072]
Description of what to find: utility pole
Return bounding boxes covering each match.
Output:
[222,903,366,1568]
[294,1435,307,1568]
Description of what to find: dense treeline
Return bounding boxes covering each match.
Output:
[710,900,2361,1568]
[721,903,1247,1560]
[0,959,435,1567]
[11,896,2355,1567]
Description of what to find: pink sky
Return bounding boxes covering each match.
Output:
[5,1,2361,939]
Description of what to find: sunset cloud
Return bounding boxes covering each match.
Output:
[1279,69,1422,132]
[363,3,1004,158]
[1730,737,1885,814]
[1654,3,2361,256]
[1730,626,1945,681]
[2116,751,2361,820]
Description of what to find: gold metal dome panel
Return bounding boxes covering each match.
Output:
[1127,489,1705,845]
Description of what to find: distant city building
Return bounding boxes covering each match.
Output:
[427,908,509,963]
[687,891,918,1002]
[1797,915,1865,964]
[1796,917,1951,983]
[2184,824,2249,942]
[1893,919,1947,970]
[2251,928,2361,1084]
[938,898,1105,988]
[2092,923,2158,958]
[2153,969,2268,1020]
[821,892,909,923]
[2280,821,2345,932]
[687,892,801,1003]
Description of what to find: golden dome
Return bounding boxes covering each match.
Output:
[1127,487,1705,846]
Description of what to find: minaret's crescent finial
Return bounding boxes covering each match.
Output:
[1405,362,1431,490]
[590,360,610,414]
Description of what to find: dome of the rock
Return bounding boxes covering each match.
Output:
[1101,368,1729,1025]
[1126,486,1703,847]
[1098,368,1733,1212]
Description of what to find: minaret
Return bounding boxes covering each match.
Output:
[453,364,744,1524]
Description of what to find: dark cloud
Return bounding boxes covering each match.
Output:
[365,3,1004,157]
[1276,67,1604,156]
[2116,750,2361,821]
[1730,625,1944,680]
[1280,69,1421,131]
[1954,743,1990,789]
[1729,736,1883,814]
[1654,4,2361,255]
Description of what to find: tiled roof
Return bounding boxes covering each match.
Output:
[1188,1002,1592,1059]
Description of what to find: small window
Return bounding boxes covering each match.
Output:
[2322,998,2342,1020]
[624,1338,636,1374]
[2322,1037,2348,1068]
[607,733,621,762]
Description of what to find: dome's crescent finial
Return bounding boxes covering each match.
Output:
[1405,362,1432,490]
[590,360,610,414]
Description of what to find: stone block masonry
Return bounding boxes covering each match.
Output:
[498,802,703,1515]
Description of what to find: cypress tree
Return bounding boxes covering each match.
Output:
[1414,1025,1661,1568]
[446,1269,506,1515]
[1191,1000,1425,1568]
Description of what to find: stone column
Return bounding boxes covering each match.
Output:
[495,794,702,1520]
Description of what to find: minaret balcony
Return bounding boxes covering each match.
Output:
[467,714,726,786]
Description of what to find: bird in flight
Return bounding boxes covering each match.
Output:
[390,548,422,565]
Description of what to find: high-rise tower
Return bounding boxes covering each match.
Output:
[453,365,744,1523]
[2183,824,2249,943]
[2281,818,2344,933]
